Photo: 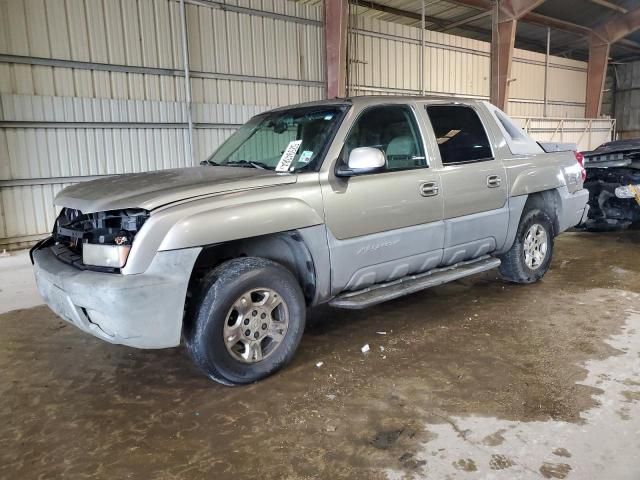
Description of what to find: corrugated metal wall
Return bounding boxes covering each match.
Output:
[347,16,587,118]
[613,60,640,139]
[0,0,608,248]
[513,117,615,152]
[0,0,325,247]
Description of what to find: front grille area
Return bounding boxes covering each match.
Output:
[51,208,149,272]
[51,242,83,267]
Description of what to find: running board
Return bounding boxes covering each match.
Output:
[329,256,501,310]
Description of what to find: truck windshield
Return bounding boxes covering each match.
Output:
[205,106,347,172]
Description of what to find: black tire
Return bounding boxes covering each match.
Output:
[498,208,555,284]
[185,257,306,385]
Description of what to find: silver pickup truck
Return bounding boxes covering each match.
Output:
[31,97,589,385]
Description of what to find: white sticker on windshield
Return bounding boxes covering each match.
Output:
[298,150,313,164]
[276,140,302,172]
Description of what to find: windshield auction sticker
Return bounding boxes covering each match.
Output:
[298,150,313,164]
[276,140,302,172]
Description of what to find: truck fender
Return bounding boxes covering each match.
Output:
[509,165,565,197]
[122,198,324,275]
[158,198,324,251]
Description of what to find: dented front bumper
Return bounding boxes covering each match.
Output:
[32,243,201,349]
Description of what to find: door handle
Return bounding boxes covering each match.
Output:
[419,181,439,197]
[486,175,502,188]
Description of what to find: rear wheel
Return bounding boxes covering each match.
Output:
[498,208,554,284]
[186,257,306,385]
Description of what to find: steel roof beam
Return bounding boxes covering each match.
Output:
[586,6,640,116]
[445,0,591,35]
[350,0,552,53]
[588,0,627,14]
[349,0,448,27]
[439,10,492,32]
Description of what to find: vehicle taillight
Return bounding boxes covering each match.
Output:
[574,151,586,181]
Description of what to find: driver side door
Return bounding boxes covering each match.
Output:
[320,104,444,294]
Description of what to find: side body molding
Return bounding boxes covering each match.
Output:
[158,198,324,252]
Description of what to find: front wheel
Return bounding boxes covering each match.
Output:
[498,208,555,284]
[186,257,306,385]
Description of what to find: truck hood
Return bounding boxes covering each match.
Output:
[54,166,298,213]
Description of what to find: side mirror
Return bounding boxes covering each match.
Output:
[336,147,386,177]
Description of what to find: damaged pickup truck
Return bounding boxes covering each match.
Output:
[582,138,640,230]
[31,97,589,385]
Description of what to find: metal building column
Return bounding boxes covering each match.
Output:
[585,35,610,117]
[179,0,194,164]
[585,6,640,117]
[490,0,545,110]
[324,0,348,98]
[490,14,517,110]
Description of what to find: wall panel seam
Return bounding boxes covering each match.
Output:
[181,0,322,26]
[0,54,325,87]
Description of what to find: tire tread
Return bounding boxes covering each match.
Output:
[498,208,555,284]
[185,257,305,385]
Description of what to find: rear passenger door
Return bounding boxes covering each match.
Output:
[423,104,509,265]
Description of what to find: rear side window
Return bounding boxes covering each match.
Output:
[495,109,527,140]
[426,105,493,165]
[484,101,543,155]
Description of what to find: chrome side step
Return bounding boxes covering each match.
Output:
[329,255,501,310]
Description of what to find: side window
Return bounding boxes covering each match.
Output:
[485,102,544,155]
[426,105,493,165]
[495,110,527,141]
[343,105,426,171]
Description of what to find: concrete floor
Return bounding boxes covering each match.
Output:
[0,249,42,314]
[1,231,639,479]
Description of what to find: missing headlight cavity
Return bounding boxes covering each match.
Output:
[52,208,149,269]
[55,208,149,248]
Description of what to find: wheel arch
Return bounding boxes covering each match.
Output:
[498,188,561,254]
[184,230,321,319]
[522,189,561,236]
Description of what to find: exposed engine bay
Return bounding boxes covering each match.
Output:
[582,139,640,231]
[51,208,149,271]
